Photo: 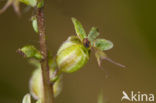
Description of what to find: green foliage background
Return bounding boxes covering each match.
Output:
[0,0,156,103]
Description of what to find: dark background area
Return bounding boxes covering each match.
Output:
[0,0,156,103]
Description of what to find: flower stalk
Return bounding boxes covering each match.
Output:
[36,4,54,103]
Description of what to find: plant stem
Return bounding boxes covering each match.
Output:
[36,6,54,103]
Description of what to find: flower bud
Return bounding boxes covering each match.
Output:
[29,68,62,100]
[56,36,90,73]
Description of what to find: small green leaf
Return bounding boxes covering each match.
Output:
[20,0,37,7]
[37,0,44,8]
[49,58,59,82]
[53,75,63,97]
[22,93,31,103]
[88,27,100,46]
[17,45,42,60]
[94,39,113,51]
[32,17,38,33]
[71,17,87,41]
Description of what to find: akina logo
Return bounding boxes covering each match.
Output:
[121,91,154,102]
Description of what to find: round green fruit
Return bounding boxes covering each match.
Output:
[56,36,90,73]
[29,68,62,100]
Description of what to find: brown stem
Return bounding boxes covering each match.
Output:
[36,6,54,103]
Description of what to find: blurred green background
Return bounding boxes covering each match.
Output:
[0,0,156,103]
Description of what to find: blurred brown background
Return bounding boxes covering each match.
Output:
[0,0,156,103]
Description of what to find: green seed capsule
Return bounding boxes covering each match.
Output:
[56,36,90,73]
[29,68,62,100]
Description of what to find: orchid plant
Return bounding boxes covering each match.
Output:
[0,0,124,103]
